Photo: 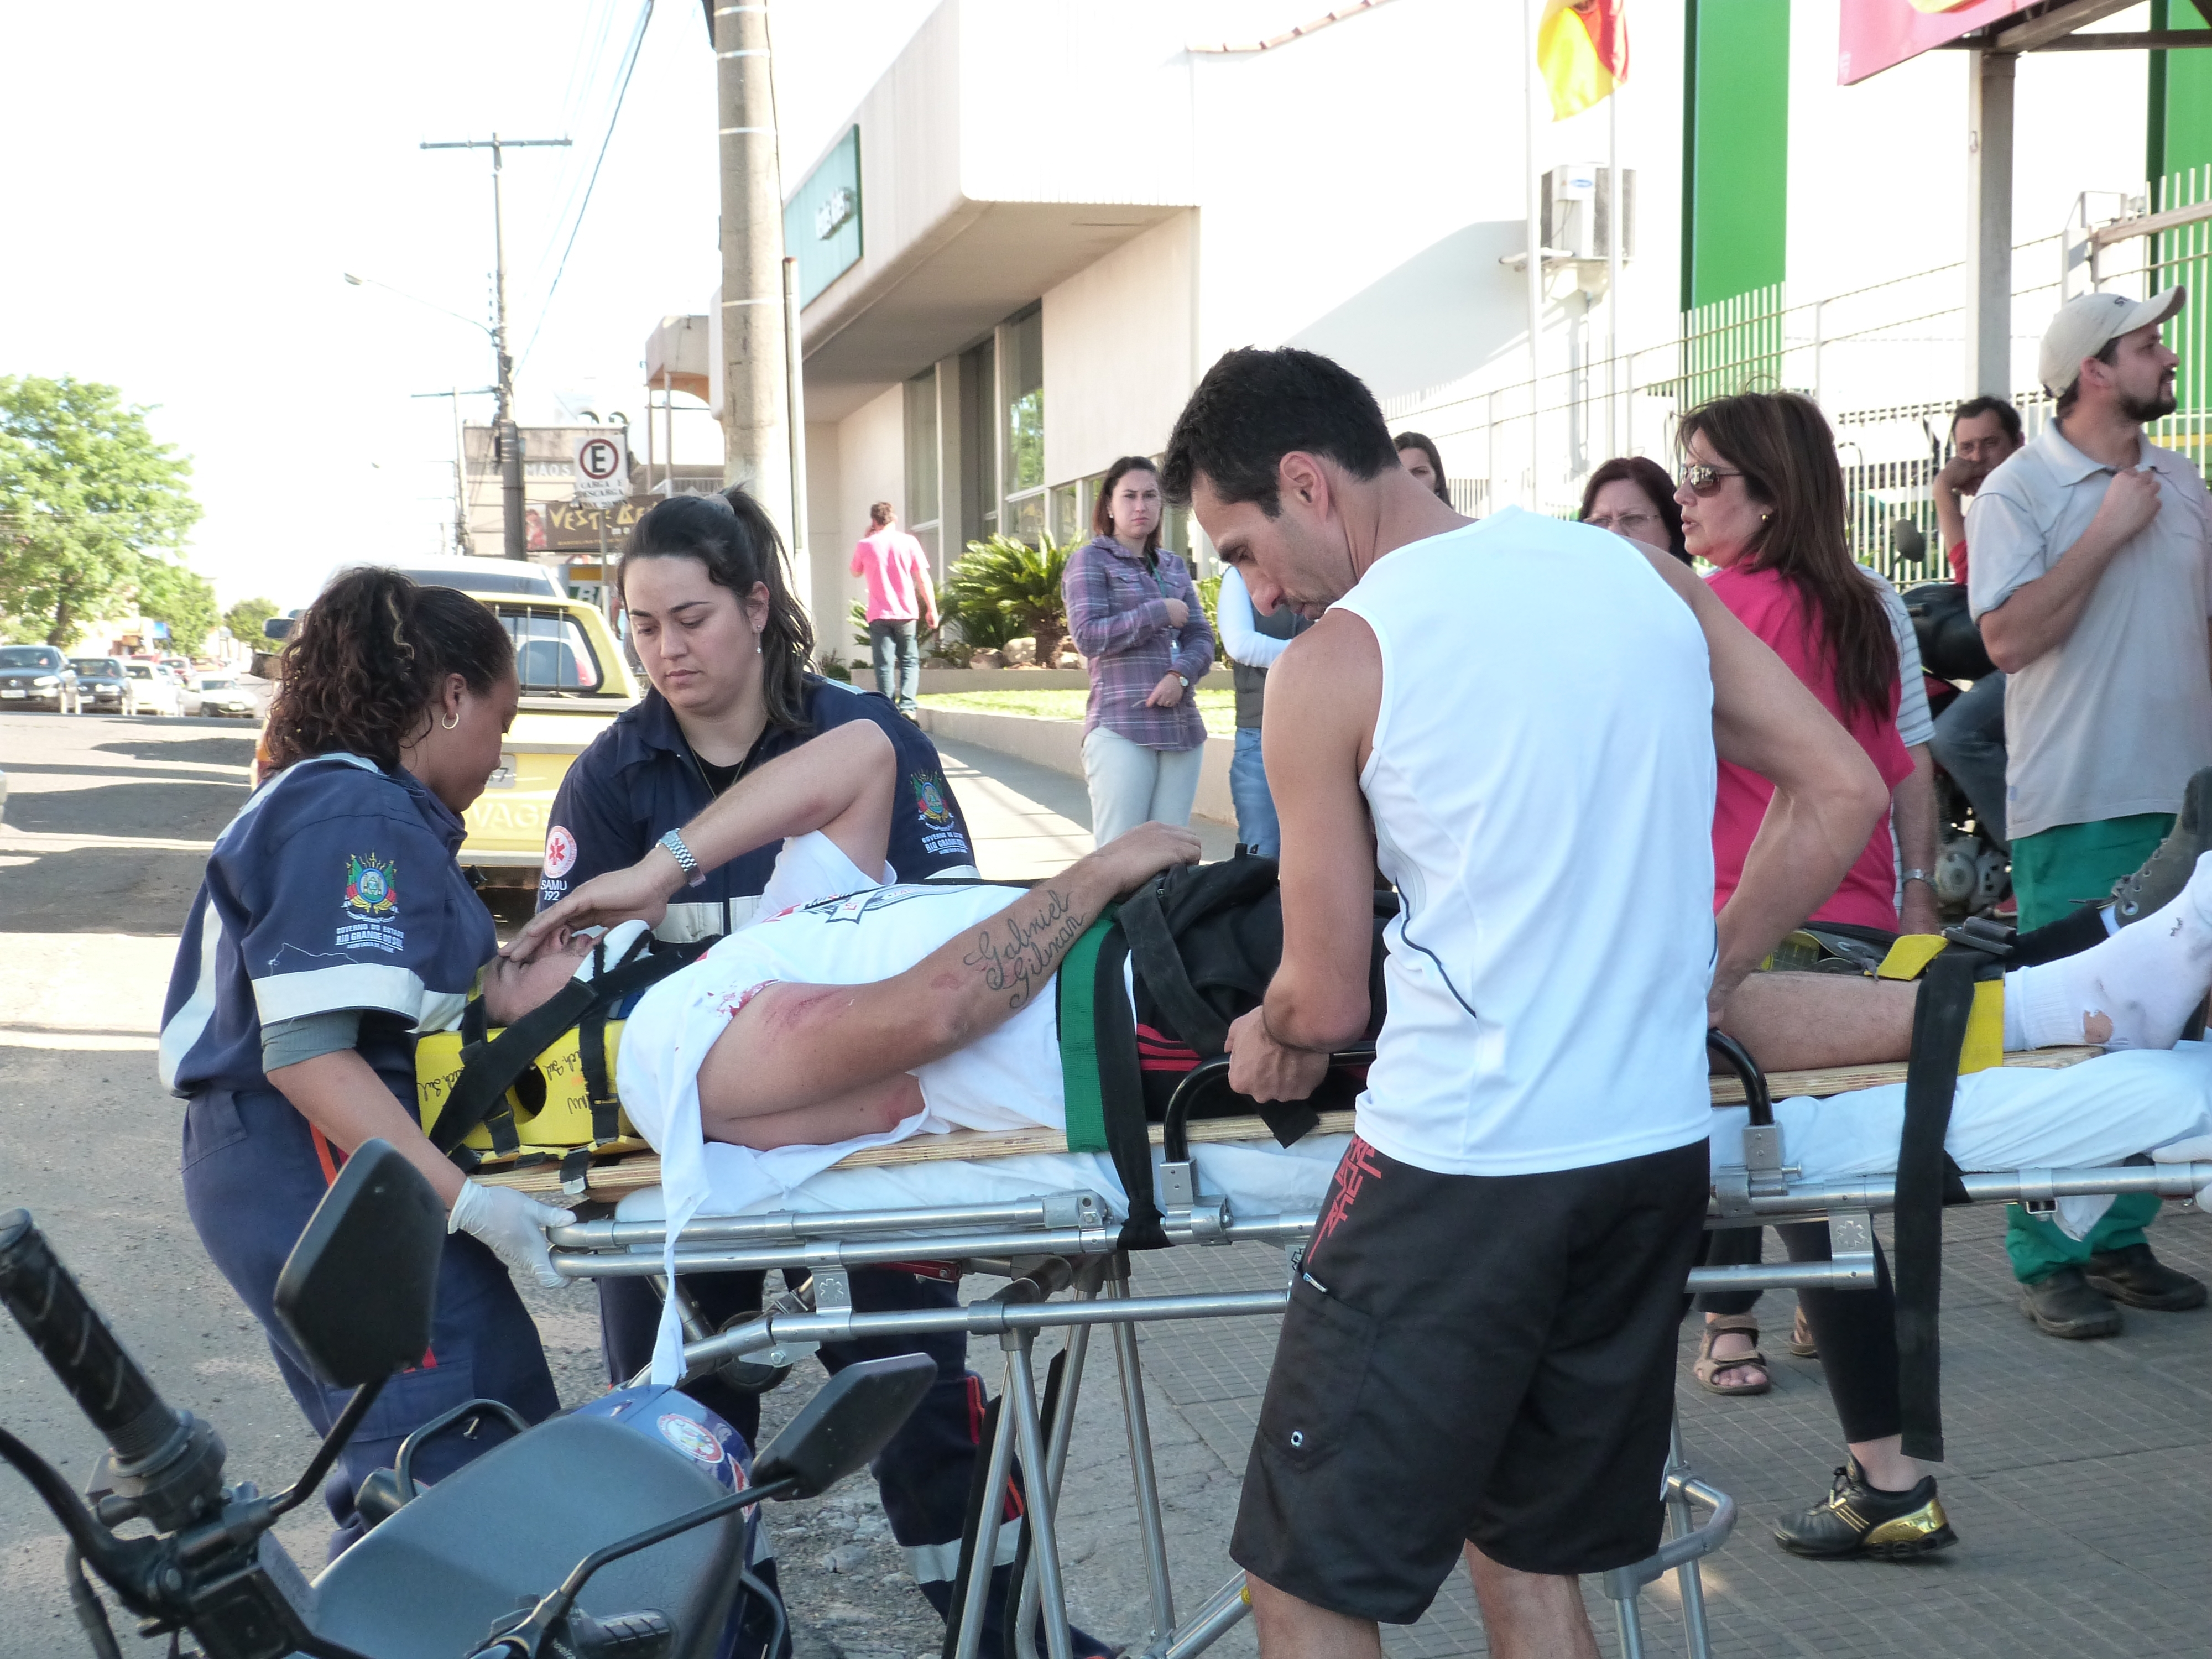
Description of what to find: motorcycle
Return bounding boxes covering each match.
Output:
[1901,575,2011,919]
[0,1139,935,1659]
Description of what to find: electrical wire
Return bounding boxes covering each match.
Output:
[517,0,654,375]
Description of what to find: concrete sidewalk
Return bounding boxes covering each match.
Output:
[933,734,1236,879]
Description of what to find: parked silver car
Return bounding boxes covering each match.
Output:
[183,674,257,718]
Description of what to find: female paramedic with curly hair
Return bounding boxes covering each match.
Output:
[160,567,572,1556]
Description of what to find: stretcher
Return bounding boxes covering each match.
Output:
[486,1041,2212,1659]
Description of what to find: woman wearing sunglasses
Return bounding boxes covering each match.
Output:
[1676,391,1941,1408]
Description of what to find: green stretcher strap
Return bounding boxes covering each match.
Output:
[1056,906,1119,1155]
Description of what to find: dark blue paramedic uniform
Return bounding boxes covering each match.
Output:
[164,753,558,1557]
[541,680,1085,1653]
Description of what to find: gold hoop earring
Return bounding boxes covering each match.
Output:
[441,711,459,731]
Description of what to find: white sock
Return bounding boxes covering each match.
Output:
[2004,851,2212,1050]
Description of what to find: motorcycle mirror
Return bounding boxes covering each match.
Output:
[1889,519,1928,563]
[262,616,294,642]
[751,1353,936,1499]
[272,1140,443,1388]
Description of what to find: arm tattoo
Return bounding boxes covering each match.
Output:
[962,886,1089,1011]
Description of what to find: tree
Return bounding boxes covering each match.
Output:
[137,559,220,654]
[0,377,201,646]
[223,595,279,642]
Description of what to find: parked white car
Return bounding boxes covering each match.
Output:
[121,661,181,716]
[182,674,257,718]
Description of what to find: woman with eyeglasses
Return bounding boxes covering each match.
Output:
[1676,392,1941,1412]
[1578,456,1691,564]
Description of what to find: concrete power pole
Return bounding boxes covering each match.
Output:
[422,133,571,560]
[715,1,807,614]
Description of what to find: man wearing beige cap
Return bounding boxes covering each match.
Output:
[1968,285,2212,1338]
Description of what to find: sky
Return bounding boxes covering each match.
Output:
[0,1,936,611]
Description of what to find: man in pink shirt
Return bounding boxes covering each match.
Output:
[851,502,938,716]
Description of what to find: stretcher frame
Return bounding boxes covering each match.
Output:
[524,1044,2212,1659]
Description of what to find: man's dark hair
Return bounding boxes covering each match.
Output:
[1950,395,2022,445]
[1160,347,1399,515]
[2054,337,2121,419]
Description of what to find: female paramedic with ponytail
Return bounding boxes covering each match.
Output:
[161,568,574,1556]
[537,489,1107,1659]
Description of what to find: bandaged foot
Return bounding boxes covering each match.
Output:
[2005,852,2212,1051]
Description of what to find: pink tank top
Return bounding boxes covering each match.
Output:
[1707,564,1913,932]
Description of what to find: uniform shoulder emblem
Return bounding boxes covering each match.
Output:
[912,773,957,829]
[343,853,398,919]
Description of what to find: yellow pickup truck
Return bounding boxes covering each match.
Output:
[260,564,638,886]
[462,593,638,885]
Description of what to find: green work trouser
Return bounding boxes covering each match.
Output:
[2005,812,2172,1282]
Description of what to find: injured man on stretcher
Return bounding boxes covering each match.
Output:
[500,718,2212,1246]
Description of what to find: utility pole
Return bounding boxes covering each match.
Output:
[714,1,805,614]
[422,133,571,560]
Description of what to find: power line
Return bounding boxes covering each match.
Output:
[518,0,655,375]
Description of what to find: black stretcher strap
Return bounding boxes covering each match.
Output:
[1892,940,1996,1464]
[1093,921,1171,1253]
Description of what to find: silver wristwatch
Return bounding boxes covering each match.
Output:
[659,828,705,887]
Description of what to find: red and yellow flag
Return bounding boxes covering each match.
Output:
[1538,0,1629,120]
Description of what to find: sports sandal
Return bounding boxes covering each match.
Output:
[1786,1304,1819,1358]
[1694,1314,1771,1395]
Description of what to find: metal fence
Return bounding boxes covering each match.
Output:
[1396,165,2212,580]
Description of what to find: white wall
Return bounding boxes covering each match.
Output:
[1042,212,1196,483]
[802,419,843,661]
[820,387,906,660]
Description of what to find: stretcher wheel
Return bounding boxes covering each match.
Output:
[713,1313,792,1394]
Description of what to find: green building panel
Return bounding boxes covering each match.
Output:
[2150,2,2212,182]
[1682,0,1792,312]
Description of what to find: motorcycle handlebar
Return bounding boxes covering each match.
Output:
[0,1209,180,1467]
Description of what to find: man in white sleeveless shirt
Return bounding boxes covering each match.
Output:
[1161,348,1889,1659]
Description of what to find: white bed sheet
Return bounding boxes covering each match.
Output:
[612,1044,2212,1244]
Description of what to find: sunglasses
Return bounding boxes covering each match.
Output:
[1679,463,1745,496]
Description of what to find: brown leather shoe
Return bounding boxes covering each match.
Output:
[2084,1243,2209,1312]
[2019,1266,2122,1339]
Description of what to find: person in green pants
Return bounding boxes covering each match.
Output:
[1970,286,2212,1339]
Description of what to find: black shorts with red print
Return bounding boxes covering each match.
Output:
[1230,1133,1709,1622]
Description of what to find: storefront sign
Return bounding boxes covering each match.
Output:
[1839,0,2036,85]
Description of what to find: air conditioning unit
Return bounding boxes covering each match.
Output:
[1541,163,1635,261]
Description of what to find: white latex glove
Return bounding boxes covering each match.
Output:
[448,1180,577,1290]
[2150,1134,2212,1209]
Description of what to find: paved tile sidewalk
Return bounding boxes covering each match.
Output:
[910,738,2212,1657]
[934,735,1236,880]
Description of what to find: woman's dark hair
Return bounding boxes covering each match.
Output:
[1161,347,1399,514]
[1092,456,1164,556]
[1392,431,1451,502]
[266,568,513,771]
[1578,456,1687,560]
[1678,391,1897,723]
[620,487,817,737]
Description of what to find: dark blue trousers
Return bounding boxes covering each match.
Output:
[182,1087,559,1557]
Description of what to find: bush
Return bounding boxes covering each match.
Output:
[943,534,1070,664]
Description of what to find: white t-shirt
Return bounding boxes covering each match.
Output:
[1967,423,2212,840]
[1329,509,1718,1176]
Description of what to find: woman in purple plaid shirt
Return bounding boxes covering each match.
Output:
[1062,455,1218,844]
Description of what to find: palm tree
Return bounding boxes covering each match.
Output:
[943,533,1071,664]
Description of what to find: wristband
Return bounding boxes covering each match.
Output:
[1901,868,1934,888]
[659,828,705,888]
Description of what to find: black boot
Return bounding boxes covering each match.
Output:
[1774,1459,1957,1559]
[2110,768,2212,923]
[2018,1265,2122,1339]
[2084,1242,2209,1311]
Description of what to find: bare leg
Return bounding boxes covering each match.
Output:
[1717,972,1918,1071]
[1848,1433,1922,1492]
[1248,1574,1381,1659]
[1463,1546,1599,1659]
